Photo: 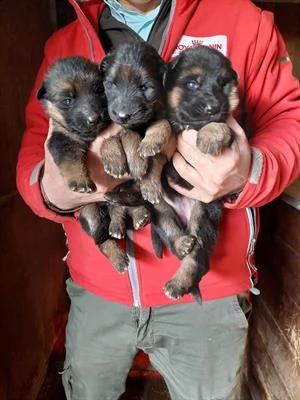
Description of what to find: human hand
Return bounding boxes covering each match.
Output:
[168,116,252,202]
[41,120,127,211]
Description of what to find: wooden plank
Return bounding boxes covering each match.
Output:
[249,300,300,399]
[0,195,68,400]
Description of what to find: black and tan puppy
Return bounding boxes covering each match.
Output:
[99,42,176,205]
[38,56,150,273]
[100,42,196,263]
[38,56,109,193]
[154,45,240,301]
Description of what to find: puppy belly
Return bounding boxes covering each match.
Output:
[163,194,195,226]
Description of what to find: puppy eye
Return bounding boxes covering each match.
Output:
[186,80,199,90]
[139,84,148,91]
[62,97,73,106]
[217,76,230,87]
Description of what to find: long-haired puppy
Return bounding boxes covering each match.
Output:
[38,56,150,273]
[154,45,239,301]
[100,43,200,289]
[99,42,176,205]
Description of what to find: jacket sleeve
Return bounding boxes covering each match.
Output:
[16,41,74,224]
[225,10,300,210]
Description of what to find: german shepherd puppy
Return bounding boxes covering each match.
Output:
[156,45,239,300]
[37,56,150,272]
[100,43,197,264]
[99,42,176,205]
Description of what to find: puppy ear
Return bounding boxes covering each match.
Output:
[37,84,47,100]
[168,53,182,71]
[99,54,112,76]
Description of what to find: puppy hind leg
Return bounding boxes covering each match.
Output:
[152,200,196,258]
[128,205,152,231]
[108,205,128,239]
[100,239,129,273]
[79,203,129,273]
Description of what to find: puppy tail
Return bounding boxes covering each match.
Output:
[191,287,203,306]
[151,225,164,258]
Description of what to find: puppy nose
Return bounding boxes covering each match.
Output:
[204,104,220,115]
[87,114,99,125]
[116,111,130,123]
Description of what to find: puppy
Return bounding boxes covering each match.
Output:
[37,56,109,193]
[100,43,198,284]
[155,45,240,301]
[99,42,176,205]
[38,56,150,272]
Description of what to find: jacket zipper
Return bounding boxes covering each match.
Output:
[246,208,260,295]
[158,0,176,56]
[73,0,96,61]
[126,230,141,306]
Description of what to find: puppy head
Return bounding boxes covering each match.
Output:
[99,42,166,128]
[37,56,108,136]
[166,45,239,131]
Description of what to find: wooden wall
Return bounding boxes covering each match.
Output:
[0,1,69,399]
[249,3,300,398]
[247,201,300,399]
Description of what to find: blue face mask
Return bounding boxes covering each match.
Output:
[104,0,162,41]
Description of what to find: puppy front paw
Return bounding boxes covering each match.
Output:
[68,177,96,193]
[140,179,162,204]
[196,122,233,155]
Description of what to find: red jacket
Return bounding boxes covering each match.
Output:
[16,0,300,307]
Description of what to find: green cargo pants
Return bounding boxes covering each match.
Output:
[62,279,248,400]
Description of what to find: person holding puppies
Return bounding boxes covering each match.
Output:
[16,0,300,399]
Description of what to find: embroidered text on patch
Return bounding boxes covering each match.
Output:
[172,35,228,57]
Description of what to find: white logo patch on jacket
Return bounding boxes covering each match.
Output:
[172,35,228,57]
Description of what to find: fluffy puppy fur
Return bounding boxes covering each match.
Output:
[99,42,176,205]
[38,56,150,272]
[155,45,240,301]
[100,43,203,294]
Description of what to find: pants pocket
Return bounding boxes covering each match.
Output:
[60,359,73,400]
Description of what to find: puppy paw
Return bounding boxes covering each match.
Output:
[68,178,96,193]
[174,235,196,259]
[138,139,164,158]
[103,160,128,179]
[132,207,151,230]
[140,180,162,204]
[163,279,189,300]
[109,222,126,239]
[128,156,149,180]
[113,253,129,273]
[196,122,233,155]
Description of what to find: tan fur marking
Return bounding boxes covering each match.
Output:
[229,85,239,112]
[138,119,173,157]
[59,159,88,182]
[168,87,183,109]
